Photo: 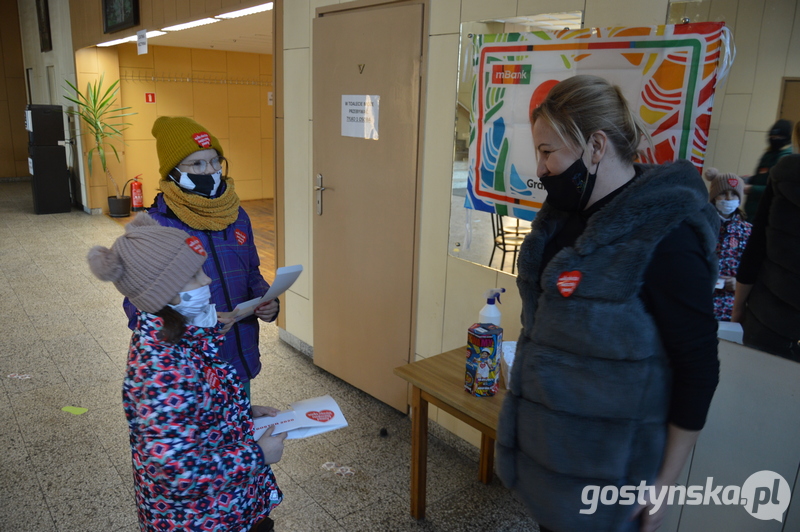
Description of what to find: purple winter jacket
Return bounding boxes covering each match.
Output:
[123,191,273,382]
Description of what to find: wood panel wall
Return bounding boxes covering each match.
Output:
[69,0,268,51]
[0,0,29,178]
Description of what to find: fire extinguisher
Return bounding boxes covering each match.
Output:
[131,174,144,211]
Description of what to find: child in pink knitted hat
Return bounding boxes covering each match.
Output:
[704,168,752,321]
[88,212,284,532]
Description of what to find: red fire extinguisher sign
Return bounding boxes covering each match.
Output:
[145,93,156,104]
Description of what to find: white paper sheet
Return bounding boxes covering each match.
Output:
[252,394,348,441]
[232,264,303,321]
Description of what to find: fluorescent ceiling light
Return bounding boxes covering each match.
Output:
[217,2,273,19]
[162,18,220,31]
[97,36,136,47]
[96,30,166,47]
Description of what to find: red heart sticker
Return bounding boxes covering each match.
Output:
[727,178,739,188]
[557,271,582,297]
[235,229,247,245]
[306,410,335,423]
[192,132,212,148]
[186,236,207,256]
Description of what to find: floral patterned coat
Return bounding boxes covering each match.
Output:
[123,313,282,531]
[714,213,752,321]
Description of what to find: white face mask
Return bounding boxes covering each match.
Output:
[169,285,217,327]
[173,170,223,197]
[715,197,740,216]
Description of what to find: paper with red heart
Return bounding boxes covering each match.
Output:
[557,271,582,297]
[252,394,347,440]
[306,410,335,423]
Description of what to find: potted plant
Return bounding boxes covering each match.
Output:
[65,74,135,217]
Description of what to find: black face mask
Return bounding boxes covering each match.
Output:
[169,170,223,197]
[540,154,598,212]
[769,137,788,151]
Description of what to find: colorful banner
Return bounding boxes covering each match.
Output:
[465,22,728,220]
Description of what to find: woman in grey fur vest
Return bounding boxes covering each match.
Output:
[496,75,720,532]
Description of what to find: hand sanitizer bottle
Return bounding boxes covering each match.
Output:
[479,288,505,326]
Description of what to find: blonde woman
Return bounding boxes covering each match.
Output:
[497,75,720,532]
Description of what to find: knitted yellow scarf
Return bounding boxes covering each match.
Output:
[160,178,241,231]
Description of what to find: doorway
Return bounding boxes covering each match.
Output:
[312,2,425,411]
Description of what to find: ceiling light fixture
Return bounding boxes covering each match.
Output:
[96,30,167,47]
[162,18,220,31]
[216,2,274,19]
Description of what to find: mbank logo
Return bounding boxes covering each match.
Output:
[579,470,791,522]
[491,64,531,85]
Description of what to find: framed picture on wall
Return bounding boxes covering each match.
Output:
[35,0,52,52]
[102,0,140,34]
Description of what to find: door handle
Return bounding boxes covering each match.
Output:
[316,174,325,215]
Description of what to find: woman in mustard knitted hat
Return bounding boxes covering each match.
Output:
[123,116,277,399]
[90,212,285,532]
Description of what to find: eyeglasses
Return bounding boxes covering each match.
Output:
[178,156,227,174]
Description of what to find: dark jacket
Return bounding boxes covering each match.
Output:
[739,154,800,357]
[745,146,792,222]
[124,193,271,382]
[496,160,718,532]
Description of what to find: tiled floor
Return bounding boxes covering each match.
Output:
[0,180,539,532]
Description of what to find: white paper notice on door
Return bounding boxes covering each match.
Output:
[342,95,379,140]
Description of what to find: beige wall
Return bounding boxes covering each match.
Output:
[281,0,800,448]
[116,43,275,208]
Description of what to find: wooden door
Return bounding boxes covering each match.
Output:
[312,3,423,411]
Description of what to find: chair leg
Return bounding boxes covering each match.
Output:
[489,245,496,269]
[511,246,517,275]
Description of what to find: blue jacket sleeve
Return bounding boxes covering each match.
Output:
[241,211,275,321]
[123,297,138,331]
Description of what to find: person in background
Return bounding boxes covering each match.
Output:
[704,168,752,321]
[733,120,800,361]
[88,213,285,532]
[124,117,277,399]
[497,75,720,532]
[744,119,793,222]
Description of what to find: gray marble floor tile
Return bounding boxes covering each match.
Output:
[0,455,58,532]
[273,501,345,532]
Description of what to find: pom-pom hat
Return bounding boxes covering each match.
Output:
[704,167,744,202]
[152,116,224,180]
[87,213,208,313]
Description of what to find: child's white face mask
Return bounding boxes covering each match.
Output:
[169,285,217,327]
[715,197,740,216]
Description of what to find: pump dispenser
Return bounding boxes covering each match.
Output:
[479,288,505,326]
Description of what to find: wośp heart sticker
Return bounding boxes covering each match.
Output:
[306,410,335,422]
[557,271,582,297]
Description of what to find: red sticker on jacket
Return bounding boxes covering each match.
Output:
[205,366,221,390]
[186,236,207,256]
[235,229,247,245]
[727,178,739,188]
[192,132,212,148]
[306,410,334,423]
[557,271,582,297]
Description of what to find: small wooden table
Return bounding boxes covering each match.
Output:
[394,346,506,519]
